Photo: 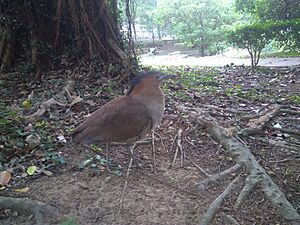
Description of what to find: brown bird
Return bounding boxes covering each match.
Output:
[72,71,176,165]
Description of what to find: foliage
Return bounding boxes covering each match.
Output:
[235,0,300,21]
[135,0,238,56]
[228,23,272,66]
[228,19,300,66]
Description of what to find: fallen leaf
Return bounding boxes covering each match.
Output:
[25,133,41,148]
[21,99,31,108]
[70,96,83,107]
[0,186,6,190]
[15,187,30,193]
[27,165,37,175]
[0,171,11,186]
[57,135,67,143]
[273,123,282,129]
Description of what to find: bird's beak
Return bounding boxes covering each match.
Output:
[159,74,177,80]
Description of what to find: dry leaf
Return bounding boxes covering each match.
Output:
[70,96,83,107]
[15,187,30,193]
[0,171,11,186]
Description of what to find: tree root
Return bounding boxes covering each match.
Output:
[0,196,59,224]
[200,175,240,225]
[196,164,241,191]
[240,105,280,135]
[186,111,300,224]
[221,212,240,225]
[176,104,300,224]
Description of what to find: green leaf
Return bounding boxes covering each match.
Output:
[27,165,37,175]
[21,100,32,108]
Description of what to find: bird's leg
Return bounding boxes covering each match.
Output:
[151,131,157,172]
[106,143,112,172]
[126,143,145,166]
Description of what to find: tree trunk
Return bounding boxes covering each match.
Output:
[0,0,132,77]
[157,25,161,40]
[200,36,205,57]
[152,27,155,46]
[0,27,16,73]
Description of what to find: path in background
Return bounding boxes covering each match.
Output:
[141,53,300,67]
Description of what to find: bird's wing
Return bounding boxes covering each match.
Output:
[72,96,152,144]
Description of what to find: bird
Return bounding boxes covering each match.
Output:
[72,71,176,167]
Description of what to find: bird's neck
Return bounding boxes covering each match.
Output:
[129,84,164,103]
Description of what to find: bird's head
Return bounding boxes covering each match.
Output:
[127,71,177,95]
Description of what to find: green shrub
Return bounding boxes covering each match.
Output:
[227,19,300,67]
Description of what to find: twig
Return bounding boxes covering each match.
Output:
[199,175,240,225]
[172,128,184,167]
[187,158,210,178]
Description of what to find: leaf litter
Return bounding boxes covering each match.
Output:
[0,65,299,224]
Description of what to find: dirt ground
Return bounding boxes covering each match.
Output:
[1,65,300,225]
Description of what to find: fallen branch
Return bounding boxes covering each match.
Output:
[200,175,240,225]
[0,196,59,224]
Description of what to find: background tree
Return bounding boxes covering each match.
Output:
[235,0,300,21]
[134,0,238,56]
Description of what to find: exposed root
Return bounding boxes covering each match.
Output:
[235,174,260,208]
[0,196,59,224]
[187,110,300,224]
[240,105,280,135]
[176,104,300,224]
[221,212,240,225]
[196,164,241,191]
[199,175,240,225]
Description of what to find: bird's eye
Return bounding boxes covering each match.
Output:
[155,75,160,80]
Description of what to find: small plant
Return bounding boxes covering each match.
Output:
[287,94,300,104]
